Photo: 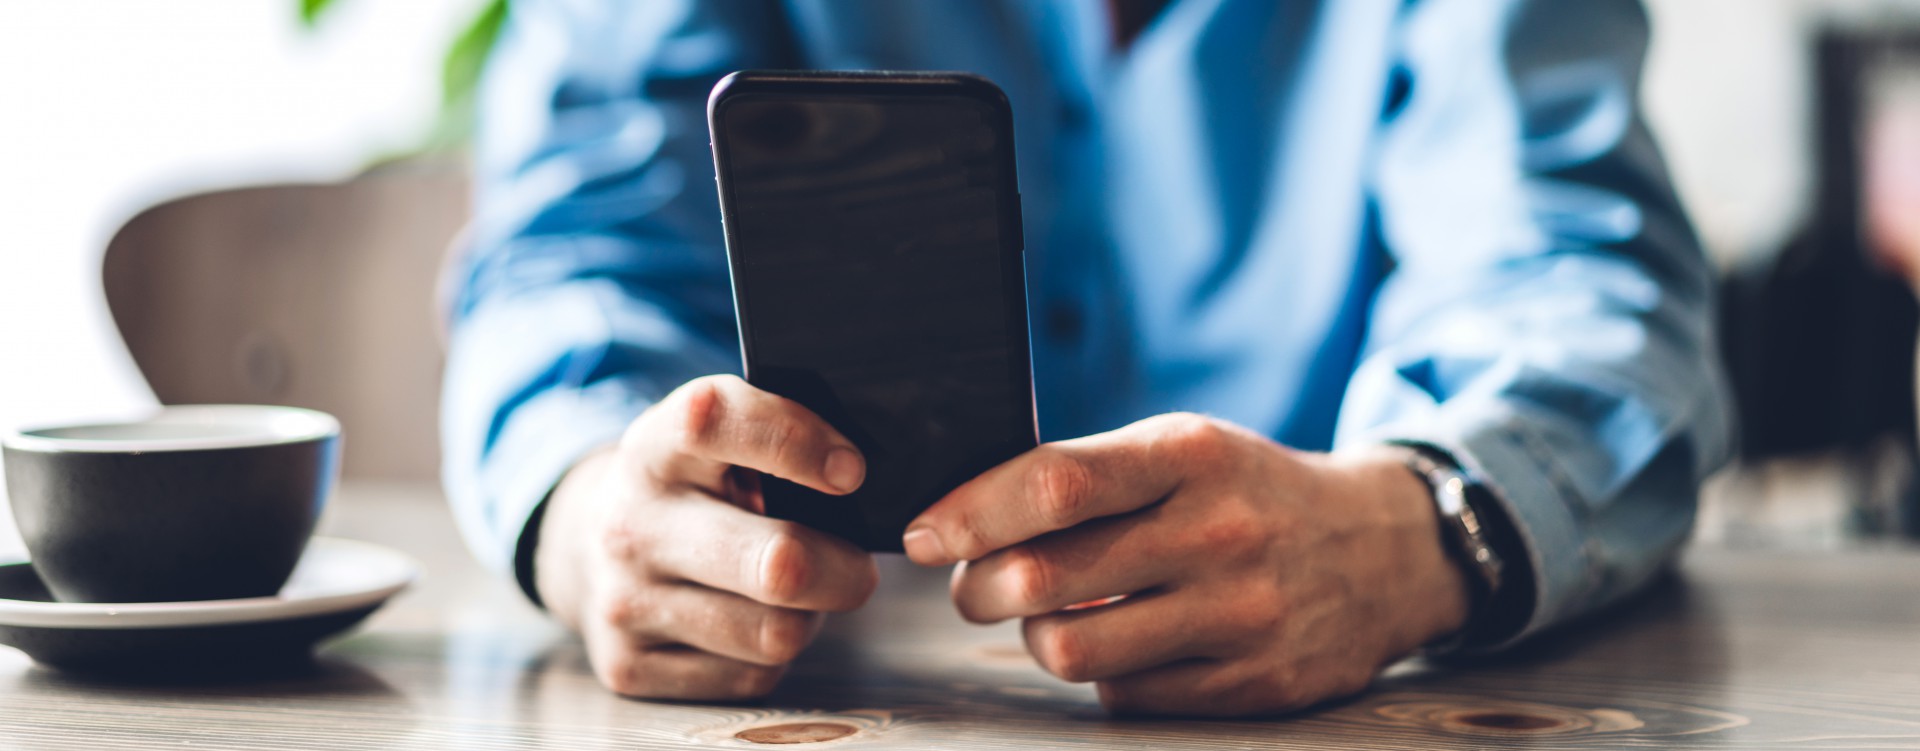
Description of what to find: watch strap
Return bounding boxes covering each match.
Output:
[1397,446,1505,651]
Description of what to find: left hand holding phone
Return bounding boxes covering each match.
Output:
[534,375,879,700]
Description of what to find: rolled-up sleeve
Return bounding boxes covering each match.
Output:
[1334,0,1735,647]
[441,0,795,586]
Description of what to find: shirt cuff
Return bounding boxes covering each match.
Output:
[445,381,646,607]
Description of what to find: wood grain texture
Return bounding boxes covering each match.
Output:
[3,482,1920,749]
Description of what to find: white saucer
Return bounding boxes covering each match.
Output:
[0,537,417,672]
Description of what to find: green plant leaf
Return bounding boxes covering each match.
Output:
[441,0,510,121]
[298,0,339,28]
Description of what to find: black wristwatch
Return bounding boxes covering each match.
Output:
[1398,447,1506,651]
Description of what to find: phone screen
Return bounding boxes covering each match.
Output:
[713,81,1035,550]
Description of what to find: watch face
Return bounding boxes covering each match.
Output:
[1400,451,1503,593]
[1394,446,1518,651]
[1452,496,1505,592]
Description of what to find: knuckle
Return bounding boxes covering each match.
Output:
[756,610,812,664]
[846,559,881,609]
[594,651,644,696]
[599,591,641,629]
[759,418,806,469]
[756,529,814,605]
[732,665,784,698]
[954,596,992,625]
[1144,414,1221,460]
[599,517,644,562]
[674,376,731,450]
[947,516,994,562]
[1005,547,1057,610]
[1194,497,1262,555]
[1162,412,1226,452]
[1247,590,1291,636]
[1028,452,1095,527]
[1029,622,1093,682]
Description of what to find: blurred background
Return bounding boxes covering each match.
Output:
[3,0,1919,554]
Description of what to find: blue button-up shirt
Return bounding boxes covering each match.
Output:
[444,0,1732,648]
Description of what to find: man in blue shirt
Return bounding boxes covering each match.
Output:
[444,0,1732,715]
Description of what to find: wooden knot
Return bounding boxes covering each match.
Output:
[733,721,861,744]
[695,710,891,746]
[1450,710,1583,733]
[1374,699,1644,737]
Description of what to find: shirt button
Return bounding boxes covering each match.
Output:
[1044,301,1084,342]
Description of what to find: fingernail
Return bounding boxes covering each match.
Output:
[823,447,864,494]
[903,527,949,565]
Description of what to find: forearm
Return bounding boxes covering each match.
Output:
[1344,0,1732,647]
[439,278,665,572]
[445,0,796,588]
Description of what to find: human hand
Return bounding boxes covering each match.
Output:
[902,413,1471,716]
[535,375,879,700]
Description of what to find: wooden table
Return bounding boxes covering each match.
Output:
[4,482,1920,749]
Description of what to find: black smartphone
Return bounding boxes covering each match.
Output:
[707,70,1038,552]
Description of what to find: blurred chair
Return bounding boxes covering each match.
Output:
[1721,30,1920,462]
[1718,28,1920,539]
[102,164,467,482]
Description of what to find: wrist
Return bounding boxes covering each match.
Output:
[535,445,618,631]
[1335,447,1474,650]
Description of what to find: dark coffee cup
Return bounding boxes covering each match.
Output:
[2,405,340,603]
